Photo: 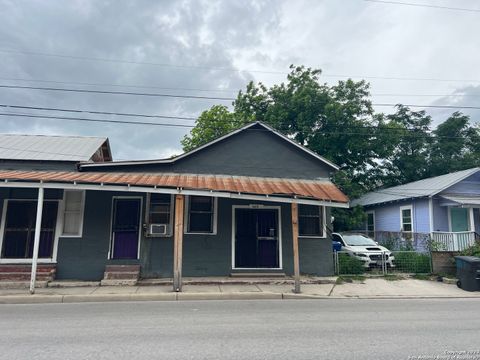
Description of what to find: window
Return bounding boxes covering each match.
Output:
[366,211,375,238]
[147,194,172,236]
[186,196,216,234]
[298,205,324,237]
[400,206,413,232]
[61,190,85,237]
[1,200,58,259]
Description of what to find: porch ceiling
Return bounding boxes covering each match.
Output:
[0,170,349,206]
[439,194,480,206]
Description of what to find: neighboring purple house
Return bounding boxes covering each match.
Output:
[353,168,480,251]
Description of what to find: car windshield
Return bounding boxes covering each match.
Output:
[342,234,377,246]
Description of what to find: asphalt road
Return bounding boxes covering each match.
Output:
[1,299,479,360]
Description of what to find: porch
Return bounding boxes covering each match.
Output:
[0,170,348,294]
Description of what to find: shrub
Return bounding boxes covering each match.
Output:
[337,253,365,275]
[393,252,431,273]
[459,243,480,257]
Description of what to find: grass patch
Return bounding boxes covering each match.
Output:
[336,275,366,284]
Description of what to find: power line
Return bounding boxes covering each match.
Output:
[0,104,198,121]
[0,48,284,75]
[0,111,474,139]
[0,103,476,131]
[0,84,234,101]
[363,0,480,13]
[3,85,480,111]
[0,112,195,128]
[0,76,239,94]
[373,103,480,110]
[3,76,480,97]
[2,48,480,84]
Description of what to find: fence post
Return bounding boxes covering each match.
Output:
[382,251,387,275]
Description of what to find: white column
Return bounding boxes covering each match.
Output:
[29,187,44,294]
[469,207,475,232]
[428,197,434,236]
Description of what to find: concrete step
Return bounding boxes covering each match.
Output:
[103,272,139,280]
[104,265,140,272]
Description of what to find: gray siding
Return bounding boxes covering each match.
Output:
[0,160,78,171]
[0,188,334,280]
[85,126,334,179]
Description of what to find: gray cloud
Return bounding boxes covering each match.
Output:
[0,0,479,160]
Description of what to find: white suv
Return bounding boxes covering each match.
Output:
[332,232,395,268]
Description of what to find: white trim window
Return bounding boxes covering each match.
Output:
[61,190,85,237]
[400,205,413,232]
[366,210,375,238]
[146,194,173,237]
[298,205,325,238]
[185,196,217,234]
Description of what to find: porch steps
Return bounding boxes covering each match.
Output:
[0,265,56,282]
[101,265,140,286]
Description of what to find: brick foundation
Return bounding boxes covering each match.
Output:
[0,264,56,281]
[431,251,459,276]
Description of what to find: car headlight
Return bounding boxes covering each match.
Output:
[354,253,368,257]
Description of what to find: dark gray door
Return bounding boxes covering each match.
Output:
[235,208,279,268]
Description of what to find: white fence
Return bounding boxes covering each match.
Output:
[431,231,477,251]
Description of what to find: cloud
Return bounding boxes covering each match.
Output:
[0,0,279,159]
[0,0,479,159]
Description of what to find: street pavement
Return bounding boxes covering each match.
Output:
[1,298,479,360]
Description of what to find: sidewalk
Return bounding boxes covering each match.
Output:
[1,278,479,304]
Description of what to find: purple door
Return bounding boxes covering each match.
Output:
[111,198,141,260]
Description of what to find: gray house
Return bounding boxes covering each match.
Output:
[0,122,348,291]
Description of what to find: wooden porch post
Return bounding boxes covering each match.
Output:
[291,202,301,293]
[173,194,185,292]
[29,187,44,294]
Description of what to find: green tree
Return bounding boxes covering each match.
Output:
[181,105,247,152]
[381,105,432,187]
[429,112,480,176]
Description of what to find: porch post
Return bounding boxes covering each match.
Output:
[29,186,44,294]
[291,202,301,293]
[173,194,185,292]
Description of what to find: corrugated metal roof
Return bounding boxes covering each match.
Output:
[0,134,108,161]
[353,167,480,207]
[0,170,349,204]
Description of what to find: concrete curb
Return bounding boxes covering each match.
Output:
[1,291,480,304]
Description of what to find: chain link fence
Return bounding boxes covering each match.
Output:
[333,250,432,276]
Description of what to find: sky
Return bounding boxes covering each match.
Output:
[0,0,479,160]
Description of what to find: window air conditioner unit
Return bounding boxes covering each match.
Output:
[149,224,169,235]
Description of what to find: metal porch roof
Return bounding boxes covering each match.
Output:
[0,170,349,205]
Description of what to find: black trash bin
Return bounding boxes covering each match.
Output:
[455,256,480,292]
